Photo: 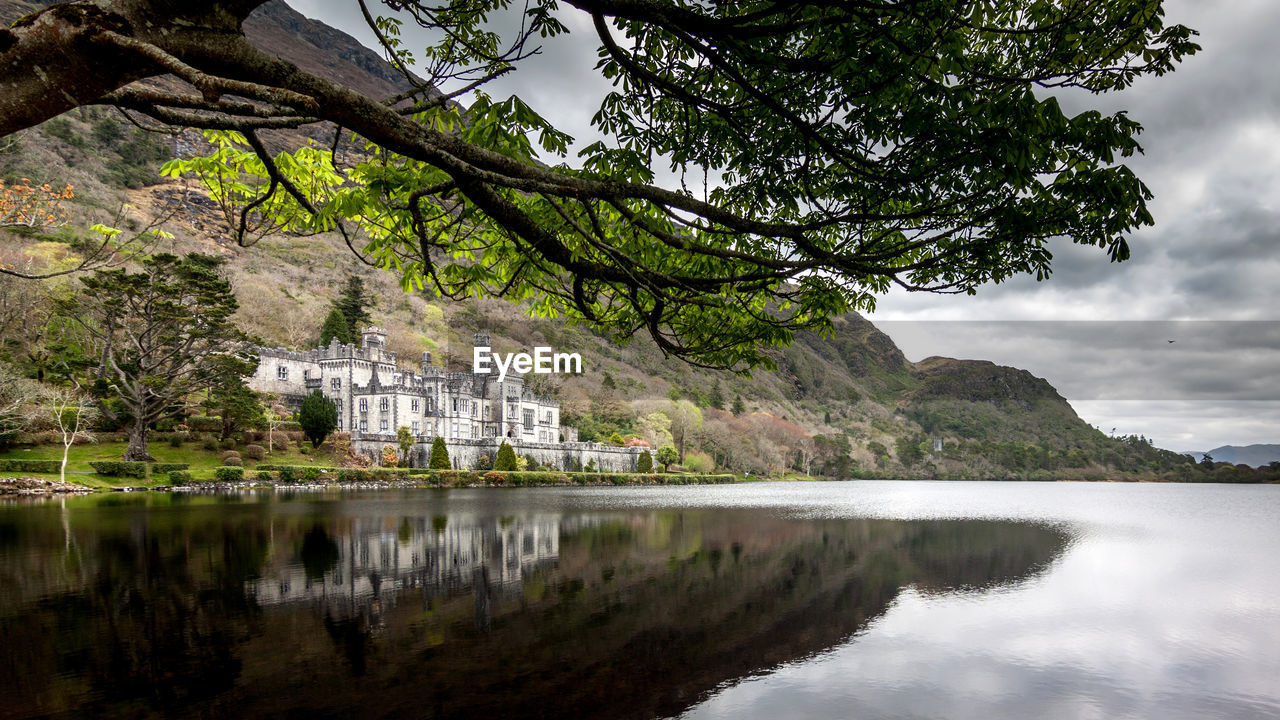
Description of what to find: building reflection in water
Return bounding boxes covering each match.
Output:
[0,493,1067,720]
[251,514,573,630]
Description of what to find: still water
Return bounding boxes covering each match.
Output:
[0,481,1277,719]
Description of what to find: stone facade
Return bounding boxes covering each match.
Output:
[352,436,645,472]
[249,328,642,470]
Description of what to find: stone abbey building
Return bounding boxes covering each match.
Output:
[249,327,643,471]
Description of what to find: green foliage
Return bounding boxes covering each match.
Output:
[0,459,61,473]
[429,436,450,469]
[707,382,725,411]
[298,390,337,448]
[895,435,925,467]
[396,425,414,464]
[59,253,249,461]
[167,470,193,485]
[494,441,517,471]
[214,466,244,482]
[636,450,653,473]
[731,396,746,416]
[153,4,1198,370]
[187,416,224,433]
[151,463,189,474]
[319,307,353,346]
[205,372,265,441]
[88,461,147,478]
[656,444,679,470]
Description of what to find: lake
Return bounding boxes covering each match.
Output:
[1,481,1277,719]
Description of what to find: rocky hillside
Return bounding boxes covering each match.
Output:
[0,1,1206,480]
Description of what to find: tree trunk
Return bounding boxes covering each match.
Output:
[123,418,154,462]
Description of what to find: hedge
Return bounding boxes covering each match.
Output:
[151,463,189,473]
[167,470,193,485]
[186,416,223,433]
[214,466,244,482]
[0,459,62,473]
[89,461,148,478]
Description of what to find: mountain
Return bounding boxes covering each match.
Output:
[1197,445,1280,468]
[0,1,1232,481]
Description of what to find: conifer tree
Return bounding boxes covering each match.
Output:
[708,381,725,411]
[429,436,451,469]
[319,307,353,346]
[494,441,517,471]
[731,395,746,416]
[637,450,653,473]
[299,390,337,448]
[59,253,250,461]
[332,276,372,339]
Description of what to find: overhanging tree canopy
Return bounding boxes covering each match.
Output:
[0,1,1198,368]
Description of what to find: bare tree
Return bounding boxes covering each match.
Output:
[29,385,98,484]
[260,393,290,454]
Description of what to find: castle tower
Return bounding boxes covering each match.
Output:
[362,326,387,349]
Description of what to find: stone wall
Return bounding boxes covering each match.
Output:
[351,435,645,472]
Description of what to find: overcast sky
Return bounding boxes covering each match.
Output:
[287,0,1279,452]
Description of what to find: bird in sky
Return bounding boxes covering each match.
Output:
[1168,340,1176,343]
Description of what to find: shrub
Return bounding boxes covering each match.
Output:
[187,416,222,433]
[474,455,491,471]
[429,436,450,469]
[255,470,273,480]
[243,444,265,460]
[523,454,540,471]
[381,443,398,468]
[0,459,62,473]
[221,449,241,461]
[277,466,297,483]
[683,451,714,473]
[299,390,337,448]
[219,438,236,450]
[168,434,184,448]
[167,470,193,485]
[483,470,507,484]
[636,450,653,473]
[494,441,517,471]
[214,466,244,482]
[222,456,243,466]
[336,468,371,483]
[151,463,189,474]
[301,466,321,482]
[201,436,219,451]
[88,461,148,478]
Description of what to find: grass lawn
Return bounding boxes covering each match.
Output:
[0,439,340,488]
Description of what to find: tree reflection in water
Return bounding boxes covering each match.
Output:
[0,493,1065,719]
